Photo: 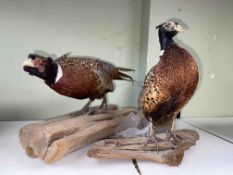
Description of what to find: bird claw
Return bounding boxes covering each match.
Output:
[140,136,162,153]
[166,131,184,149]
[80,100,94,115]
[80,107,90,115]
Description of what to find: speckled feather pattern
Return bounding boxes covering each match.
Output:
[139,44,198,128]
[50,53,119,100]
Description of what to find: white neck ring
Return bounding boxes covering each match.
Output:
[55,64,63,83]
[160,50,165,56]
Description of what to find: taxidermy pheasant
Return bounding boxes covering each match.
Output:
[22,52,134,113]
[138,20,199,145]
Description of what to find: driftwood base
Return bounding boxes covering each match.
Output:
[19,105,136,163]
[87,129,199,166]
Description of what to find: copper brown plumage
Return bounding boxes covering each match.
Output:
[22,52,134,113]
[138,20,199,145]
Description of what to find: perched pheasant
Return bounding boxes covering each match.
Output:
[138,20,199,144]
[23,52,134,113]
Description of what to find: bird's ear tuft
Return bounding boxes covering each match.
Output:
[47,57,53,63]
[28,54,36,59]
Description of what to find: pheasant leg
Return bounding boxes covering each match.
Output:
[80,99,94,114]
[140,122,162,153]
[100,95,107,110]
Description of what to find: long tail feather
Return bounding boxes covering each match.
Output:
[132,159,142,175]
[116,67,135,72]
[118,72,134,83]
[115,67,135,84]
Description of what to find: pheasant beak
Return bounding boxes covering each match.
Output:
[22,58,35,68]
[175,25,184,32]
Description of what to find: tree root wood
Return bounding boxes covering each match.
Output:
[87,129,199,166]
[19,105,136,163]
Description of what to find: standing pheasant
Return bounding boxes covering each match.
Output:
[138,20,199,144]
[23,52,134,113]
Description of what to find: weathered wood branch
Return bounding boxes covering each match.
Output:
[19,105,136,163]
[87,129,199,166]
